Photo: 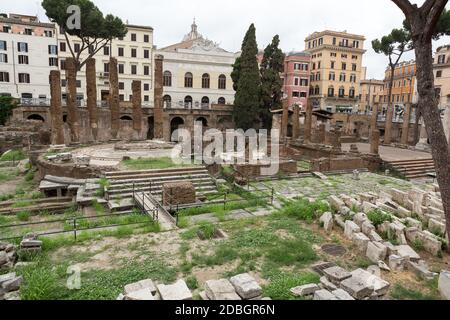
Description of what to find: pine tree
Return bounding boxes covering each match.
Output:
[260,35,285,130]
[232,24,261,130]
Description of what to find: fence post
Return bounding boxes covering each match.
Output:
[271,187,274,205]
[73,217,77,241]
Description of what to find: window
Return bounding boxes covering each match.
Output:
[331,61,335,69]
[185,72,193,88]
[104,63,110,73]
[437,70,443,78]
[60,42,66,52]
[314,86,320,95]
[131,48,137,58]
[44,30,53,37]
[184,95,193,107]
[300,92,307,98]
[74,43,80,53]
[294,78,300,86]
[0,41,6,51]
[329,72,335,81]
[48,45,57,55]
[349,87,355,98]
[119,94,124,101]
[60,59,66,70]
[3,26,11,33]
[144,49,150,59]
[218,74,226,89]
[350,74,356,83]
[131,65,137,75]
[202,73,210,88]
[201,96,210,107]
[131,33,137,41]
[118,47,124,56]
[24,28,32,35]
[341,54,347,59]
[328,86,334,97]
[339,73,346,82]
[438,55,446,64]
[318,38,323,45]
[163,71,172,87]
[18,55,29,64]
[0,72,9,82]
[342,63,347,70]
[144,83,150,91]
[144,34,150,43]
[144,65,150,76]
[17,42,28,52]
[318,61,321,69]
[49,57,58,66]
[118,64,124,74]
[119,82,124,90]
[315,72,321,81]
[338,87,345,97]
[144,95,149,102]
[163,95,172,108]
[312,62,316,70]
[18,73,30,83]
[332,37,337,45]
[76,80,81,88]
[0,53,7,63]
[353,41,360,48]
[300,78,308,86]
[352,55,358,60]
[104,46,110,56]
[352,64,357,71]
[218,97,226,104]
[292,91,300,97]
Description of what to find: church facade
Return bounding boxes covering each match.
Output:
[157,21,239,110]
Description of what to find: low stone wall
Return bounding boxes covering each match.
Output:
[234,160,297,178]
[36,156,102,180]
[311,155,382,173]
[162,182,196,206]
[289,142,344,160]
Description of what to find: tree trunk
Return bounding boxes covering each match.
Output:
[384,66,395,144]
[414,32,450,248]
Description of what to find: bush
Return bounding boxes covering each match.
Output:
[197,221,217,240]
[185,276,199,290]
[17,211,31,221]
[0,150,26,162]
[282,198,330,222]
[367,209,393,227]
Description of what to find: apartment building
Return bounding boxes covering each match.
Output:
[57,23,154,105]
[305,30,366,113]
[0,13,58,102]
[157,21,238,109]
[282,51,311,111]
[382,60,416,108]
[434,45,450,110]
[359,79,384,113]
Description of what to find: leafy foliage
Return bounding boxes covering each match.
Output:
[367,209,393,227]
[0,96,16,126]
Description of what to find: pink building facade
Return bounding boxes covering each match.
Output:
[282,51,311,111]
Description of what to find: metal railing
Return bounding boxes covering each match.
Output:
[132,182,159,222]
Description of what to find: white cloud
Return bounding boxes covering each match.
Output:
[2,0,450,79]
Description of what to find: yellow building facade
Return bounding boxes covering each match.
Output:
[359,79,385,113]
[382,60,416,107]
[305,30,366,113]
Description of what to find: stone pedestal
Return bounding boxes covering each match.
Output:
[401,104,412,145]
[49,70,65,145]
[162,182,196,206]
[154,54,164,140]
[318,123,326,144]
[109,57,120,140]
[86,58,98,141]
[415,120,430,151]
[292,105,300,140]
[370,104,379,137]
[65,58,80,143]
[370,129,380,155]
[132,80,143,137]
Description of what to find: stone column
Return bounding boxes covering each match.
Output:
[370,103,378,137]
[132,80,143,138]
[86,58,98,141]
[318,123,326,144]
[154,54,164,140]
[331,128,342,152]
[281,102,289,140]
[65,57,80,143]
[49,70,64,145]
[370,129,380,155]
[292,105,300,140]
[304,103,313,143]
[109,57,120,140]
[401,103,412,145]
[384,103,394,144]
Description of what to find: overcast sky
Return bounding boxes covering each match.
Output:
[3,0,450,79]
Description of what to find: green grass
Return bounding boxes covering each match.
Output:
[280,198,330,222]
[0,169,19,183]
[262,271,320,300]
[391,284,440,300]
[367,209,393,227]
[122,157,188,170]
[197,221,218,240]
[16,211,31,221]
[12,200,33,208]
[0,149,26,162]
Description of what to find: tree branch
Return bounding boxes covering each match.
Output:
[423,0,449,40]
[391,0,415,18]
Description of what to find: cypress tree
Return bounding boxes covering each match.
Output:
[260,35,285,130]
[232,24,261,130]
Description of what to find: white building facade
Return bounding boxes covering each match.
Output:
[157,21,238,109]
[0,14,58,102]
[57,24,154,105]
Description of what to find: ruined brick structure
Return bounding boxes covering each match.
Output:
[132,80,143,137]
[49,70,64,145]
[154,54,164,139]
[292,105,300,140]
[86,58,98,141]
[65,58,80,143]
[162,182,196,206]
[109,57,120,140]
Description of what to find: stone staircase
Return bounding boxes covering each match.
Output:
[103,166,218,212]
[386,158,435,180]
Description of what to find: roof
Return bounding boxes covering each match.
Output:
[0,16,55,29]
[305,30,366,41]
[125,24,153,31]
